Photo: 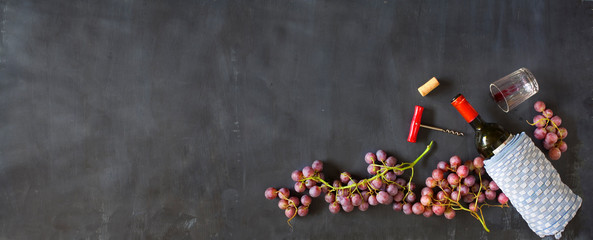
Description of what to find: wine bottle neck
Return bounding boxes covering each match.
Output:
[469,116,485,131]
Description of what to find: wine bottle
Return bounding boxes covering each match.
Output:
[451,94,513,159]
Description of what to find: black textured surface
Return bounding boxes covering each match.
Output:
[0,0,591,239]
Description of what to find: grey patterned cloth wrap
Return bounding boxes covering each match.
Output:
[484,132,581,239]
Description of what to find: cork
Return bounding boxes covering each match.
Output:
[418,77,439,96]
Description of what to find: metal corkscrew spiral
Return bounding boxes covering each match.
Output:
[408,105,465,142]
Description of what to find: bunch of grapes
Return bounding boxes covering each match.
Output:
[264,142,433,225]
[420,155,509,231]
[530,101,568,160]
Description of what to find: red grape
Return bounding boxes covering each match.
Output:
[367,164,378,175]
[285,207,296,218]
[412,202,425,215]
[469,202,478,212]
[533,115,547,128]
[278,188,290,199]
[309,186,321,197]
[558,141,568,152]
[385,156,397,167]
[402,203,413,215]
[371,178,383,189]
[329,202,341,214]
[420,195,432,206]
[342,203,354,212]
[278,199,289,210]
[456,165,469,178]
[302,166,315,178]
[432,169,444,180]
[449,155,462,168]
[425,177,437,188]
[557,127,568,139]
[351,193,363,206]
[543,109,554,118]
[289,196,300,206]
[544,132,558,145]
[550,116,562,127]
[340,172,351,184]
[473,156,484,168]
[534,127,547,140]
[297,206,309,216]
[437,161,449,171]
[301,195,312,206]
[325,192,335,203]
[405,192,416,202]
[463,175,476,187]
[291,170,304,181]
[498,193,509,205]
[364,152,376,164]
[432,204,445,216]
[489,181,500,191]
[265,187,278,200]
[294,182,306,193]
[545,125,557,134]
[387,184,399,196]
[444,208,456,219]
[447,173,460,186]
[421,187,434,197]
[485,190,497,200]
[376,150,387,162]
[393,191,405,202]
[368,195,379,206]
[422,207,434,217]
[385,171,397,182]
[534,101,546,112]
[392,202,403,211]
[358,202,369,211]
[312,160,323,172]
[549,147,561,160]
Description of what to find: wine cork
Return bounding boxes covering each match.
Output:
[418,77,439,96]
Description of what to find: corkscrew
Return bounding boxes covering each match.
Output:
[407,105,464,143]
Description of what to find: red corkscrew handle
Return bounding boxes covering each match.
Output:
[407,105,424,143]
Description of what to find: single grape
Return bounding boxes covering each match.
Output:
[312,160,323,172]
[469,202,478,212]
[385,156,397,167]
[421,187,434,197]
[387,184,399,196]
[423,207,434,217]
[482,179,490,189]
[393,191,405,202]
[485,190,497,200]
[545,125,557,134]
[412,202,425,215]
[498,192,509,205]
[385,171,397,182]
[291,170,304,182]
[294,182,306,193]
[309,186,321,197]
[534,101,546,112]
[477,193,486,203]
[450,191,460,201]
[534,127,547,140]
[473,156,484,168]
[278,199,289,210]
[347,179,358,189]
[351,193,363,206]
[470,184,480,193]
[437,161,449,171]
[406,192,417,202]
[436,191,447,201]
[464,160,475,171]
[392,202,403,211]
[304,179,317,188]
[278,188,290,199]
[420,195,432,206]
[365,152,376,164]
[402,203,413,215]
[549,147,561,160]
[543,141,555,150]
[543,109,554,118]
[302,166,315,178]
[394,168,404,176]
[329,202,341,214]
[368,195,379,206]
[432,204,445,216]
[367,164,378,175]
[301,195,312,206]
[325,192,335,203]
[557,127,568,139]
[358,202,369,211]
[265,187,278,200]
[533,115,547,128]
[432,169,445,181]
[285,206,296,218]
[544,132,559,145]
[558,141,568,152]
[456,165,469,178]
[377,191,393,205]
[289,196,300,206]
[371,179,384,189]
[395,178,407,189]
[339,196,352,207]
[376,150,387,162]
[342,203,354,212]
[340,172,351,184]
[408,182,417,191]
[458,185,469,196]
[489,181,500,191]
[444,208,456,219]
[449,155,462,168]
[447,173,460,186]
[425,177,437,188]
[462,194,474,203]
[297,206,309,217]
[320,184,329,194]
[550,115,562,127]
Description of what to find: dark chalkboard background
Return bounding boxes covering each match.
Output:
[0,0,591,239]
